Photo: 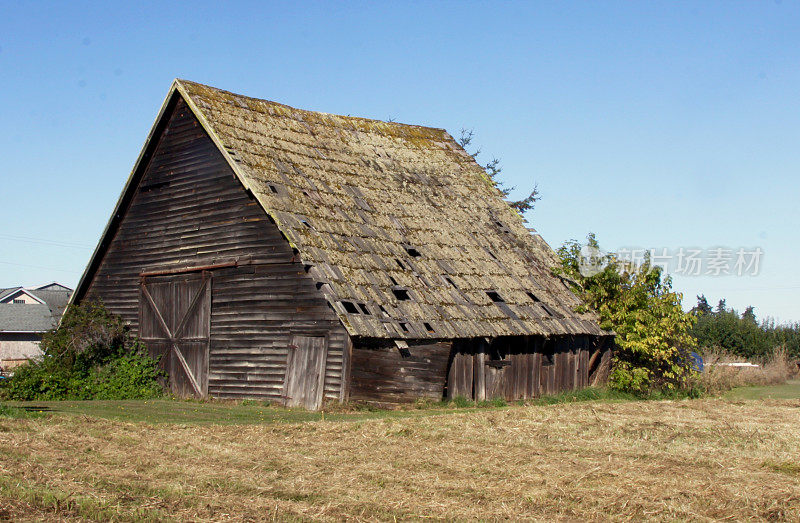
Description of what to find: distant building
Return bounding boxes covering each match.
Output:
[0,283,73,371]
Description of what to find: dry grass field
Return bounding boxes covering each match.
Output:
[1,391,799,521]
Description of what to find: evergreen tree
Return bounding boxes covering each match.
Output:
[458,129,540,215]
[693,295,712,315]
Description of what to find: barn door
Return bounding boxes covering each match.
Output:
[139,272,211,398]
[284,335,327,410]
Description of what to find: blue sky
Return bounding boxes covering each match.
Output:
[1,1,798,322]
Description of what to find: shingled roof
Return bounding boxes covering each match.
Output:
[77,80,606,340]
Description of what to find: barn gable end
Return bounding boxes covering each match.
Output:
[81,94,348,405]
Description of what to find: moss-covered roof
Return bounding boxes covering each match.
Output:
[171,79,605,339]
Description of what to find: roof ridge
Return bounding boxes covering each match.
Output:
[175,78,450,135]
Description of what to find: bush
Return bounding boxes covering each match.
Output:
[0,301,165,401]
[556,234,698,395]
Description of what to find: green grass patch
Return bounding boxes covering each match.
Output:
[763,459,800,475]
[724,379,800,401]
[0,403,47,419]
[11,380,790,426]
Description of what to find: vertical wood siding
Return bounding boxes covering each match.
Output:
[83,96,348,403]
[445,335,607,401]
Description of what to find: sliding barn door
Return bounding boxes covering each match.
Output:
[284,335,327,410]
[139,272,211,398]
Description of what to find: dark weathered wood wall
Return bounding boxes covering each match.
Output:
[348,335,611,405]
[82,95,348,402]
[447,335,610,401]
[349,341,452,404]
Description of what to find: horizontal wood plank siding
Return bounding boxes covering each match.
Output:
[349,341,452,404]
[83,96,347,403]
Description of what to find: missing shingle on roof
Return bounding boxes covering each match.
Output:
[392,288,411,301]
[540,304,556,317]
[378,304,389,317]
[357,303,371,315]
[388,276,398,286]
[301,220,312,228]
[398,346,412,358]
[304,264,313,273]
[399,322,409,332]
[341,301,360,314]
[395,259,407,270]
[526,291,541,302]
[423,322,435,333]
[444,276,458,289]
[405,246,421,258]
[268,184,278,193]
[486,291,504,303]
[486,250,498,260]
[315,282,325,290]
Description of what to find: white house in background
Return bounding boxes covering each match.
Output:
[0,283,73,371]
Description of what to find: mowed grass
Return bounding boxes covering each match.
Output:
[1,389,799,520]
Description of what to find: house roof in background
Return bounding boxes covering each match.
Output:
[0,303,58,332]
[0,288,22,301]
[75,80,607,340]
[36,282,72,292]
[0,284,72,330]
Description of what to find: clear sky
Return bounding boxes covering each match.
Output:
[1,1,798,322]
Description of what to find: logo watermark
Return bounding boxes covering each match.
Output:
[577,246,763,278]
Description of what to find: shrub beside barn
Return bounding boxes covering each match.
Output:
[72,80,612,408]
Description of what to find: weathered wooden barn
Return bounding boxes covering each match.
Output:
[72,80,612,409]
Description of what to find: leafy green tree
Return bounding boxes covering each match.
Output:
[556,234,698,395]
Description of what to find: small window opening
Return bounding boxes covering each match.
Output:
[13,299,24,304]
[423,322,435,333]
[486,291,504,303]
[342,301,360,314]
[526,291,541,302]
[395,259,406,270]
[399,322,409,332]
[357,303,371,315]
[444,276,458,289]
[268,184,278,193]
[393,289,411,301]
[389,276,398,286]
[405,247,421,258]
